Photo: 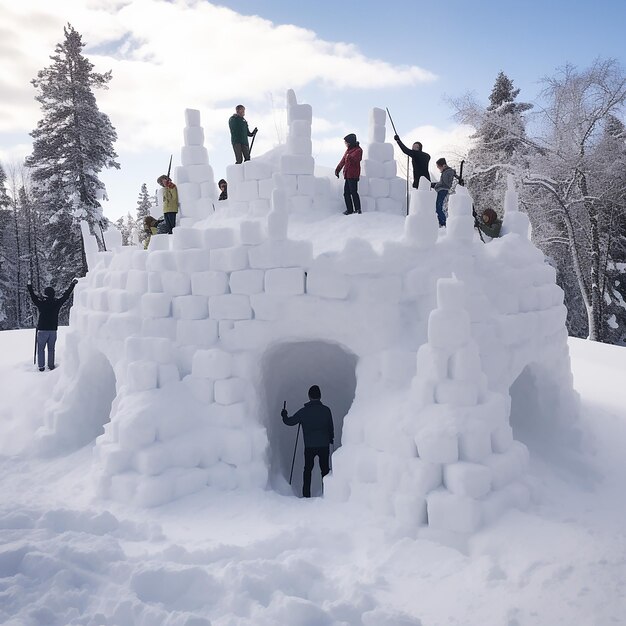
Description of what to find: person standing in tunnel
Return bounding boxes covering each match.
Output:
[281,385,334,498]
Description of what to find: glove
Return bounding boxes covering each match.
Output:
[253,127,258,134]
[72,278,78,285]
[430,182,436,189]
[281,409,288,419]
[335,169,340,178]
[393,134,399,141]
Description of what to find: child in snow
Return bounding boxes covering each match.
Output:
[157,174,178,234]
[335,133,363,215]
[478,208,502,239]
[218,179,228,201]
[430,158,456,227]
[27,279,78,371]
[281,385,335,498]
[143,215,159,249]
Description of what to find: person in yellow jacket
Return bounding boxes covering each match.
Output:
[157,174,178,234]
[143,215,159,249]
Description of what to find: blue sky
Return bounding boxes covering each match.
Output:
[1,0,625,220]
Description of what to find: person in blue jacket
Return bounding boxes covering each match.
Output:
[281,385,335,498]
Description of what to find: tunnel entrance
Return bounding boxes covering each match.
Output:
[261,340,357,497]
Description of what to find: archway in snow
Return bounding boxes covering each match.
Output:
[509,364,588,480]
[261,341,357,496]
[38,345,117,454]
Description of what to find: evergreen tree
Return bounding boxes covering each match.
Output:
[136,183,153,245]
[454,71,533,216]
[0,164,13,328]
[25,23,120,261]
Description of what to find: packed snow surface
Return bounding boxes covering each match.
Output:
[1,329,625,625]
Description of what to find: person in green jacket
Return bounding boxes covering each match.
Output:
[478,208,503,239]
[157,174,178,234]
[229,105,257,164]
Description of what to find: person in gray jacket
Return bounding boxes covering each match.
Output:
[281,385,334,498]
[431,158,456,227]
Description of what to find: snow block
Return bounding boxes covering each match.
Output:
[185,164,214,184]
[230,269,265,294]
[184,126,204,146]
[177,182,201,204]
[369,123,386,144]
[181,145,208,166]
[280,154,315,176]
[389,177,407,201]
[426,490,482,533]
[376,197,402,214]
[290,119,311,137]
[141,293,172,318]
[250,198,271,216]
[146,251,178,274]
[428,309,471,351]
[258,178,274,200]
[306,268,349,299]
[444,462,492,498]
[158,363,180,388]
[172,295,209,320]
[220,430,253,466]
[161,271,191,296]
[214,377,246,405]
[127,360,158,392]
[208,294,252,320]
[176,318,218,348]
[296,175,316,196]
[287,135,312,156]
[363,160,385,179]
[141,317,177,340]
[191,271,228,296]
[381,350,417,385]
[383,160,397,178]
[171,228,204,251]
[264,267,305,295]
[491,424,514,454]
[435,380,478,406]
[231,179,259,203]
[185,108,201,127]
[367,143,394,162]
[287,102,313,124]
[174,249,210,274]
[267,209,289,241]
[126,270,150,293]
[290,195,313,211]
[202,228,236,250]
[458,421,492,462]
[192,348,233,379]
[415,426,458,464]
[249,293,287,321]
[209,246,248,272]
[370,107,387,126]
[239,220,264,245]
[369,178,390,198]
[272,173,298,195]
[183,374,214,404]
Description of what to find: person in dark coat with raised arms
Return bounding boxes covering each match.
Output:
[27,278,78,371]
[393,135,431,188]
[335,133,363,215]
[281,385,335,498]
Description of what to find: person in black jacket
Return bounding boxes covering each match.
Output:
[393,135,431,188]
[281,385,334,498]
[27,279,78,371]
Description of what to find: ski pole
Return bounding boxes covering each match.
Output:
[289,422,301,486]
[249,130,257,156]
[385,107,399,136]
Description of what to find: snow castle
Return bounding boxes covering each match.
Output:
[41,90,579,535]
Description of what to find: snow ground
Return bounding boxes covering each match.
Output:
[1,330,625,626]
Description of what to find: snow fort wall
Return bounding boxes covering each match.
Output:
[42,94,579,535]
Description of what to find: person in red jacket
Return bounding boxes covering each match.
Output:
[335,133,363,215]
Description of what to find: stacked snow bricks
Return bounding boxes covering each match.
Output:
[64,94,573,535]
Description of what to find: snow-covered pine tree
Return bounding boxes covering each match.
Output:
[136,183,153,245]
[25,23,120,263]
[115,213,137,246]
[454,71,533,216]
[0,163,13,328]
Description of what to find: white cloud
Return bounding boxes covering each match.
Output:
[0,0,437,154]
